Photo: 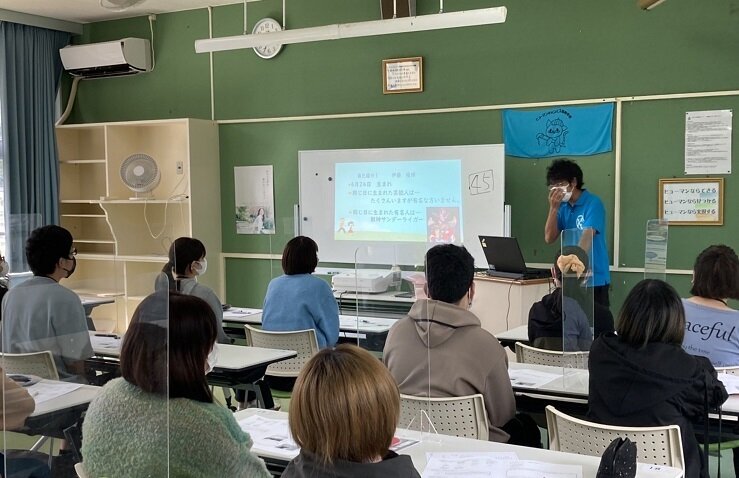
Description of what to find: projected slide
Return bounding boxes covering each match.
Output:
[334,159,462,242]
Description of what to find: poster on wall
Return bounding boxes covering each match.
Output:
[234,165,275,234]
[684,109,732,175]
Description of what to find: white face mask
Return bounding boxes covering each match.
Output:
[193,258,208,276]
[205,343,218,374]
[554,185,572,202]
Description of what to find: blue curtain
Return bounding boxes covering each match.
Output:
[0,21,69,270]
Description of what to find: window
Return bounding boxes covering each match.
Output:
[0,95,5,257]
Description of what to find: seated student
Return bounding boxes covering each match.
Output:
[262,235,339,349]
[81,291,270,478]
[0,368,50,478]
[1,225,91,383]
[383,244,517,443]
[160,237,230,344]
[282,344,421,478]
[588,279,728,478]
[682,244,739,367]
[528,246,613,351]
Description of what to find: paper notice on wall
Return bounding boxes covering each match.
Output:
[235,165,275,235]
[685,110,732,175]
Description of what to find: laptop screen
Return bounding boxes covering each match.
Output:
[478,236,529,273]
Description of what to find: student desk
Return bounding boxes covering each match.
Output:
[86,333,296,408]
[222,307,263,338]
[508,362,589,417]
[21,380,100,440]
[78,294,116,331]
[509,362,739,431]
[222,308,396,351]
[234,408,683,478]
[471,275,552,335]
[496,325,529,351]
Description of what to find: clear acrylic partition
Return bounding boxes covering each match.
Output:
[559,228,593,390]
[4,214,41,274]
[351,243,427,350]
[644,219,669,280]
[0,216,131,476]
[366,242,446,444]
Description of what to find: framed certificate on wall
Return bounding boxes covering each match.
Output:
[382,57,423,94]
[658,178,724,225]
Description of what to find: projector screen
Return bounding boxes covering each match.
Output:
[299,145,505,267]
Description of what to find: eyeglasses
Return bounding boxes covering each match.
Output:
[548,182,569,191]
[68,248,77,259]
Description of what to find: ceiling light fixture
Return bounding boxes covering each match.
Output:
[637,0,668,10]
[99,0,146,11]
[194,6,507,54]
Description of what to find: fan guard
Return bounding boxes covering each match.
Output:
[120,153,161,198]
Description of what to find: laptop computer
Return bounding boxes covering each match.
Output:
[478,236,551,280]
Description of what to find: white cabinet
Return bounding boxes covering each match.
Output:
[56,119,221,332]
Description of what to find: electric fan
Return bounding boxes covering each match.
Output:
[120,153,161,200]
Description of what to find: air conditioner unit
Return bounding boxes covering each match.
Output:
[60,38,151,79]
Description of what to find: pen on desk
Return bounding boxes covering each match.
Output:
[95,333,119,339]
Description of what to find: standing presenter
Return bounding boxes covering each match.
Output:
[544,159,611,307]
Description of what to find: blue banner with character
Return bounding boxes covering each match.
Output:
[503,103,614,158]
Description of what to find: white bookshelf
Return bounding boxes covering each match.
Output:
[56,118,222,332]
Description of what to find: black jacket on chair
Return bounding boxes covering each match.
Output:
[587,333,728,478]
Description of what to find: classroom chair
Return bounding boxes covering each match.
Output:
[244,326,319,406]
[74,461,89,478]
[0,351,60,467]
[545,405,685,471]
[0,351,59,380]
[515,342,589,369]
[399,393,489,440]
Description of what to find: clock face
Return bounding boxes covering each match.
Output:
[252,18,283,59]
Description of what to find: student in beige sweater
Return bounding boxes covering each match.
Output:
[383,244,516,443]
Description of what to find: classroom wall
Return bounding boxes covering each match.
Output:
[66,0,739,311]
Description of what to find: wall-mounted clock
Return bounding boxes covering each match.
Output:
[252,17,283,60]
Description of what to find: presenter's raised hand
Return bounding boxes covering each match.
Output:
[548,187,564,209]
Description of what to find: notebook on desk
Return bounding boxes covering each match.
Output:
[478,236,551,280]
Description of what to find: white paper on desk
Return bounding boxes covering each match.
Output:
[93,337,121,349]
[508,369,560,389]
[718,373,739,395]
[238,415,299,457]
[27,381,82,405]
[422,454,581,478]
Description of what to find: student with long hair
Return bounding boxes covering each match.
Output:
[282,344,420,478]
[81,292,270,478]
[160,237,229,344]
[588,279,727,478]
[682,244,739,366]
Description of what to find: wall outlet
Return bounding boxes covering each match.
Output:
[176,161,184,174]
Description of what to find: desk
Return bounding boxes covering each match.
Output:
[471,275,551,335]
[22,380,100,439]
[222,307,263,337]
[221,309,397,351]
[509,362,588,405]
[235,408,682,478]
[497,325,529,350]
[78,295,116,331]
[86,333,296,408]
